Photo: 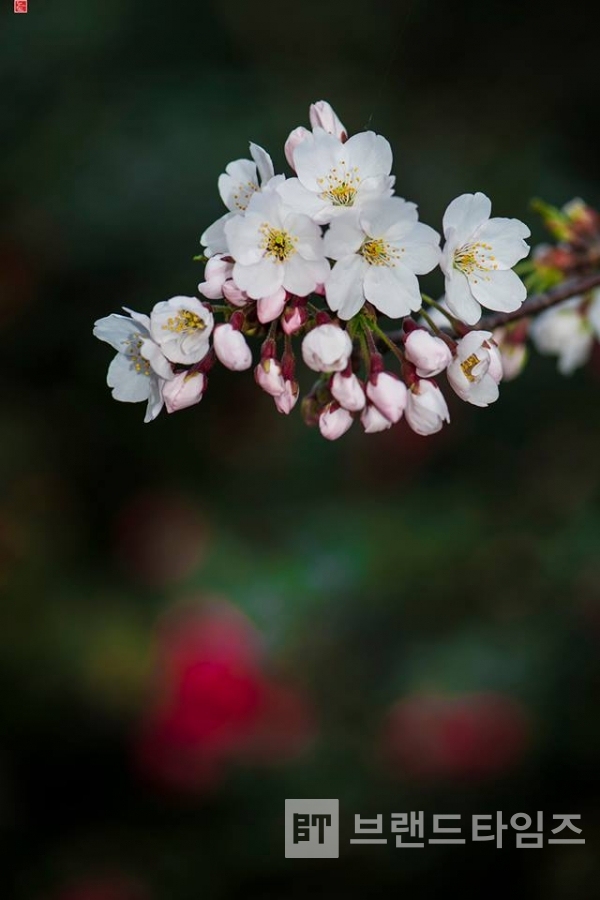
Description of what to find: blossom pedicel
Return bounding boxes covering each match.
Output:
[94,101,600,435]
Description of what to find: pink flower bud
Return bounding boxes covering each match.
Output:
[256,287,287,324]
[222,279,248,307]
[162,370,206,413]
[198,254,234,300]
[330,372,366,411]
[404,329,452,378]
[405,380,450,436]
[274,379,299,415]
[487,342,503,384]
[282,303,308,336]
[255,358,285,397]
[361,404,392,433]
[213,323,252,371]
[284,126,311,170]
[318,404,353,441]
[366,372,407,424]
[302,324,353,372]
[309,101,347,141]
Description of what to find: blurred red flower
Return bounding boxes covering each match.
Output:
[381,691,530,781]
[134,600,314,791]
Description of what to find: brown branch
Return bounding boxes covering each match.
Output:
[477,271,600,331]
[384,271,600,346]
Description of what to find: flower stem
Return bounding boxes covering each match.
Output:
[369,320,405,365]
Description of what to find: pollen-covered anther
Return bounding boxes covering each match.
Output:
[453,241,498,276]
[125,336,152,376]
[320,165,361,207]
[259,225,298,262]
[460,352,481,382]
[360,237,400,267]
[232,180,259,211]
[163,310,208,334]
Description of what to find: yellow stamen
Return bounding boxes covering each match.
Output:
[163,310,207,334]
[259,225,297,262]
[360,238,399,267]
[124,335,152,376]
[453,241,498,276]
[461,353,480,382]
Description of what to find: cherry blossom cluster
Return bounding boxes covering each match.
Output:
[94,101,600,438]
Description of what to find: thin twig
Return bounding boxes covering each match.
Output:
[384,271,600,345]
[477,271,600,330]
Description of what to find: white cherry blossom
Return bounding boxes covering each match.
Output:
[200,143,277,257]
[446,330,503,407]
[225,189,329,300]
[279,129,394,225]
[530,294,600,374]
[150,296,213,365]
[93,308,173,423]
[324,198,440,320]
[440,192,530,325]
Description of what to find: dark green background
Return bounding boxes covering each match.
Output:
[1,0,599,896]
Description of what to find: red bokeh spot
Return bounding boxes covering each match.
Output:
[381,691,530,781]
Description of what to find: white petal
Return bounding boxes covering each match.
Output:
[474,217,530,268]
[224,214,264,265]
[218,159,258,211]
[249,143,275,184]
[283,254,328,296]
[443,192,491,243]
[444,270,482,325]
[588,293,600,338]
[356,174,395,205]
[107,353,151,402]
[469,268,527,313]
[363,264,422,318]
[468,374,500,407]
[94,314,142,352]
[284,212,324,261]
[456,330,493,361]
[233,258,284,299]
[398,222,441,274]
[346,131,392,178]
[140,339,173,380]
[201,213,233,257]
[558,332,593,374]
[359,197,417,241]
[144,377,165,422]
[293,129,345,192]
[277,177,329,220]
[323,212,365,260]
[325,255,367,319]
[122,308,150,331]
